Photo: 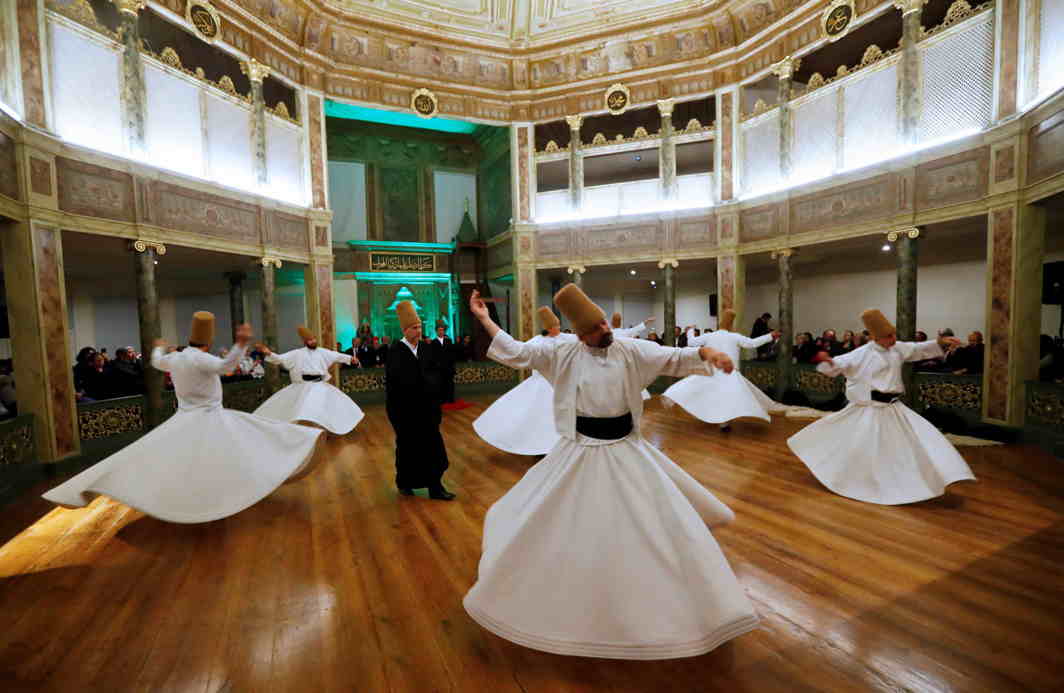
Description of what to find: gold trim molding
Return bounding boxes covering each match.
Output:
[131,240,166,254]
[657,258,679,269]
[240,58,271,84]
[261,256,283,268]
[822,0,857,43]
[605,84,632,116]
[886,227,920,242]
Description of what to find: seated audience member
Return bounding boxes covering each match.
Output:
[794,332,819,364]
[1039,335,1064,382]
[356,337,375,366]
[357,323,373,341]
[458,334,475,361]
[839,330,858,353]
[646,332,664,346]
[692,328,701,338]
[375,336,392,366]
[947,331,985,374]
[0,361,15,417]
[751,313,773,359]
[674,326,687,348]
[107,347,144,397]
[915,330,928,342]
[817,329,844,357]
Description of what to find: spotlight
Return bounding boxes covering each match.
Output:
[650,280,657,286]
[629,269,637,275]
[154,260,159,264]
[881,244,891,252]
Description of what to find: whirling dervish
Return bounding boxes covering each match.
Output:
[254,325,364,435]
[463,286,758,660]
[473,306,577,455]
[43,312,323,523]
[663,309,783,431]
[787,309,977,505]
[611,311,653,400]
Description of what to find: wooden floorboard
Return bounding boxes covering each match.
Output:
[0,395,1061,692]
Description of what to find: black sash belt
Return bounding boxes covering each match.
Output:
[302,374,323,382]
[870,390,902,403]
[575,412,633,440]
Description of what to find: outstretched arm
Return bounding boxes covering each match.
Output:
[737,331,780,349]
[470,290,553,373]
[212,323,252,374]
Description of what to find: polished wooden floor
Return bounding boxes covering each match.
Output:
[0,396,1061,692]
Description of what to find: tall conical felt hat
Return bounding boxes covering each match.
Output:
[538,306,560,330]
[297,326,315,342]
[189,311,215,346]
[396,300,420,330]
[554,284,606,335]
[861,309,895,339]
[611,312,622,328]
[719,309,736,332]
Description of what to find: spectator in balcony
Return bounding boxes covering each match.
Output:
[751,312,773,359]
[947,331,985,375]
[107,347,144,397]
[794,332,819,364]
[839,330,858,354]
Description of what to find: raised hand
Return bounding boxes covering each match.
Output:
[469,289,489,321]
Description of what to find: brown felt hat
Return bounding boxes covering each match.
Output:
[397,300,420,330]
[861,309,895,339]
[189,311,215,346]
[719,309,736,332]
[611,312,623,328]
[538,306,560,330]
[297,326,316,342]
[554,284,606,336]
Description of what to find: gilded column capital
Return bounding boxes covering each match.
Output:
[565,115,583,132]
[886,226,920,242]
[130,240,166,254]
[240,58,272,84]
[260,256,283,268]
[657,258,679,269]
[770,56,801,81]
[656,99,675,118]
[892,0,927,16]
[771,248,796,259]
[110,0,146,16]
[566,264,586,275]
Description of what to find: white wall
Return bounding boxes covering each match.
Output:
[745,259,988,338]
[328,161,367,244]
[434,171,477,244]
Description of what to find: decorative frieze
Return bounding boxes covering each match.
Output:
[143,180,259,243]
[56,157,136,222]
[790,173,898,235]
[914,146,989,211]
[0,130,19,201]
[1028,108,1064,185]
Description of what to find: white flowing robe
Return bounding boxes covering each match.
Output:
[43,345,322,523]
[472,333,577,455]
[787,340,976,505]
[463,331,758,659]
[612,323,653,400]
[255,347,364,434]
[662,329,783,423]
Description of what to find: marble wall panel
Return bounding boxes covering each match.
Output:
[56,157,136,223]
[914,146,989,211]
[486,238,514,273]
[308,94,326,208]
[790,174,895,235]
[676,215,718,252]
[987,206,1014,421]
[997,0,1019,118]
[718,254,736,313]
[144,181,259,243]
[34,227,77,458]
[1028,108,1064,184]
[584,223,662,259]
[993,144,1016,184]
[536,229,573,259]
[739,203,782,244]
[268,210,309,251]
[17,0,46,128]
[0,130,19,200]
[518,266,535,340]
[316,262,334,351]
[315,225,329,247]
[720,91,734,201]
[517,127,530,222]
[30,157,52,196]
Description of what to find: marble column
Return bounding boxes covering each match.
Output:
[566,115,584,213]
[133,241,163,429]
[894,0,926,146]
[226,271,247,342]
[985,203,1046,426]
[659,260,678,346]
[994,0,1020,119]
[16,0,48,129]
[658,99,677,202]
[892,228,920,341]
[771,57,800,180]
[260,258,282,392]
[241,58,271,186]
[774,248,794,401]
[716,88,738,202]
[111,0,147,156]
[567,264,585,289]
[304,260,337,377]
[510,124,535,224]
[1,221,79,461]
[717,253,746,337]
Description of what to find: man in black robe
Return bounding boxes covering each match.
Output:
[430,320,457,404]
[385,301,455,500]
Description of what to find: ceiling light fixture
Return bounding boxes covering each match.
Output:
[629,269,637,275]
[881,244,891,252]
